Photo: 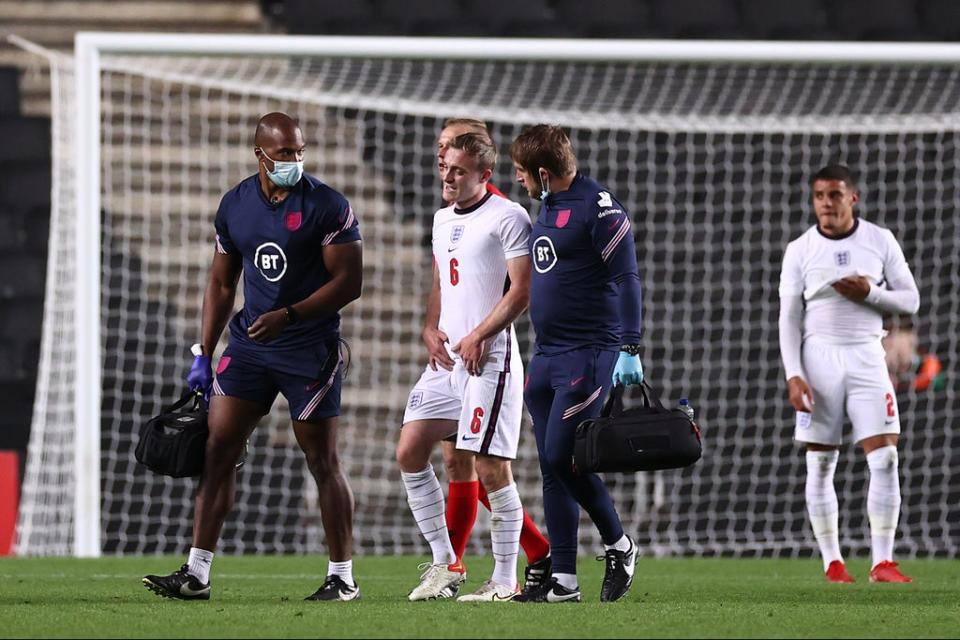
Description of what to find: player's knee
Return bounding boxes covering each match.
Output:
[477,469,503,491]
[867,445,898,471]
[395,441,425,473]
[543,448,573,478]
[305,450,340,484]
[475,458,511,491]
[443,449,476,482]
[394,444,411,470]
[204,430,245,469]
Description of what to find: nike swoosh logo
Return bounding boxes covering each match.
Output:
[448,246,457,252]
[179,583,209,597]
[546,589,580,603]
[338,587,360,601]
[492,592,517,601]
[461,435,479,441]
[570,376,585,386]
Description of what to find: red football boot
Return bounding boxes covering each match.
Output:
[869,561,913,583]
[825,560,855,583]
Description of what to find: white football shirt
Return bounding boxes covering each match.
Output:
[433,192,531,370]
[779,218,915,343]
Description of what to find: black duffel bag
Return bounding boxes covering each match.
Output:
[574,381,702,473]
[135,390,208,478]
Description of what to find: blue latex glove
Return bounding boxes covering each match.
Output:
[612,353,644,386]
[187,354,213,401]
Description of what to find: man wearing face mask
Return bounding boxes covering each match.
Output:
[143,112,364,602]
[509,125,644,604]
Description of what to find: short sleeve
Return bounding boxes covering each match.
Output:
[213,194,238,255]
[499,205,532,260]
[321,200,361,246]
[778,241,804,297]
[588,190,632,263]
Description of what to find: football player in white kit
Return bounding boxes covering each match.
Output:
[779,164,919,584]
[396,131,532,602]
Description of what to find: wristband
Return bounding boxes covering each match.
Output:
[620,344,642,356]
[285,305,299,325]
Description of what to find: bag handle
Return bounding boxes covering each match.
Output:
[163,389,205,414]
[602,380,667,417]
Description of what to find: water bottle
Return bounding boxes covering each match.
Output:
[678,397,695,421]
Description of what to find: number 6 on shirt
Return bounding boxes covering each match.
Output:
[449,257,460,286]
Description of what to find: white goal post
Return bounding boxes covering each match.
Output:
[18,33,960,557]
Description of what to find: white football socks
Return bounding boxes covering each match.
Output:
[401,465,456,565]
[866,445,901,567]
[487,483,523,588]
[187,547,214,584]
[604,534,632,553]
[553,572,578,590]
[328,559,355,587]
[805,450,842,571]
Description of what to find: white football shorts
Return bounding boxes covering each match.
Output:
[402,361,524,459]
[794,338,901,446]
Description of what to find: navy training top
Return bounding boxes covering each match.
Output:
[529,173,642,355]
[213,173,361,350]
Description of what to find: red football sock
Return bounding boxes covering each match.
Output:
[446,480,479,562]
[478,483,550,564]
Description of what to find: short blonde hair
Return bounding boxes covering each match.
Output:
[447,132,498,172]
[442,118,489,134]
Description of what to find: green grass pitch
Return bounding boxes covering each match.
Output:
[2,555,958,638]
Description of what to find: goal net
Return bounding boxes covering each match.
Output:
[17,36,960,557]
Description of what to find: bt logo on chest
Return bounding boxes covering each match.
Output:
[254,242,288,282]
[532,236,558,273]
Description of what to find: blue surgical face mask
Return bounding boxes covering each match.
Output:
[260,148,303,188]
